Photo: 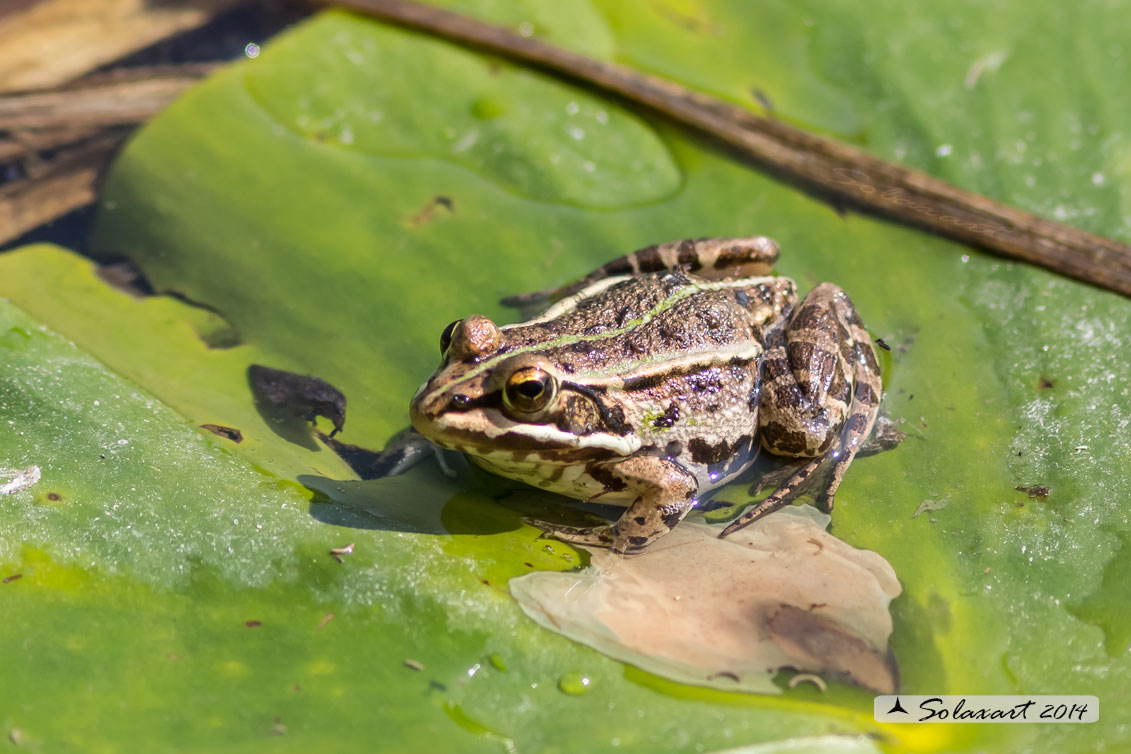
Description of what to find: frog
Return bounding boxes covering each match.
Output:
[406,236,883,553]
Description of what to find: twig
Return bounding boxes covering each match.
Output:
[0,131,129,245]
[0,126,100,162]
[0,0,248,94]
[0,63,220,130]
[330,0,1131,298]
[0,64,222,238]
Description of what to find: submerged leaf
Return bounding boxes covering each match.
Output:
[512,506,900,694]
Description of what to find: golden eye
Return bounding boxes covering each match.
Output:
[503,367,557,414]
[439,319,461,355]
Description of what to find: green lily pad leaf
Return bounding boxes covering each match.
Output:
[244,15,678,207]
[0,0,1127,751]
[0,244,356,483]
[0,299,314,589]
[0,295,770,753]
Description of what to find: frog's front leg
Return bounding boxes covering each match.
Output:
[530,455,699,554]
[502,236,780,312]
[721,283,882,537]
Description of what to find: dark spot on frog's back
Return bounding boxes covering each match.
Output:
[734,289,750,309]
[688,436,747,466]
[652,403,680,429]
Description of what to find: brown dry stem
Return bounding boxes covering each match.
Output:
[331,0,1131,298]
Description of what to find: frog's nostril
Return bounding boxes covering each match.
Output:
[451,394,472,409]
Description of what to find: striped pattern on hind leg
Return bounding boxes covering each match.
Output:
[717,454,828,538]
[608,236,780,281]
[502,236,781,310]
[814,298,882,512]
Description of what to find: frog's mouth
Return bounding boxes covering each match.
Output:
[411,404,638,460]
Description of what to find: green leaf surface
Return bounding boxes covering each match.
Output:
[1,1,1129,751]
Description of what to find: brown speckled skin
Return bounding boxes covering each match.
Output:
[410,237,882,553]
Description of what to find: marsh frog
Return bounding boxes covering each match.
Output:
[407,236,882,553]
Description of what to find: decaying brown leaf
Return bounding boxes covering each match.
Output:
[511,506,900,694]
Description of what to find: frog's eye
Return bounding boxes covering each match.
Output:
[503,367,557,414]
[439,319,461,355]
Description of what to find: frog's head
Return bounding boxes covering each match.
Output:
[410,315,636,460]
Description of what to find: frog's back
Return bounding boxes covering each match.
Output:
[501,271,792,377]
[499,271,789,494]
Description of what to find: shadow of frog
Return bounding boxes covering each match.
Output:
[299,455,619,540]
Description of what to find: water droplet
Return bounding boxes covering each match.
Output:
[1092,172,1106,186]
[244,43,260,59]
[558,673,592,695]
[936,144,953,157]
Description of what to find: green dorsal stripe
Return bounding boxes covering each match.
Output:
[439,276,773,395]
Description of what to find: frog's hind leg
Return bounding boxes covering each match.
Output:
[720,283,881,537]
[813,297,883,512]
[718,455,825,538]
[612,235,781,281]
[501,236,780,312]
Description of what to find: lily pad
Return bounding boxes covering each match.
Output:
[0,1,1128,752]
